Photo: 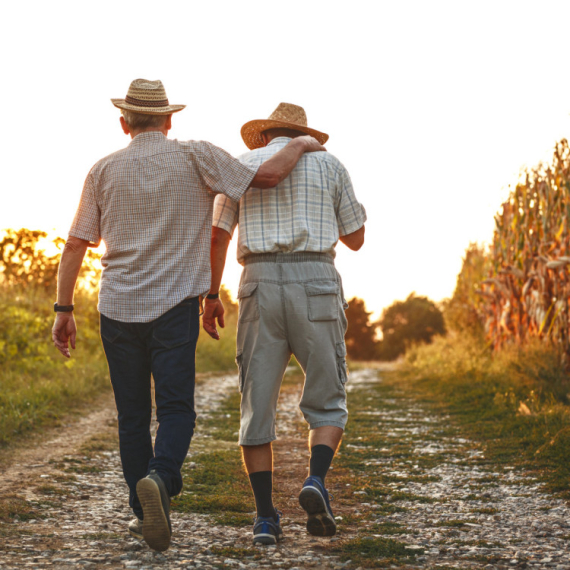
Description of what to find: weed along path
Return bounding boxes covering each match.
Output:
[0,367,569,569]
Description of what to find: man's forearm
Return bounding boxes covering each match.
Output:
[210,227,232,294]
[251,136,325,189]
[57,237,89,304]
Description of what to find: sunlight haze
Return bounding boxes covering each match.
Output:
[3,0,570,318]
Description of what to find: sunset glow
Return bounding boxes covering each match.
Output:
[4,1,570,317]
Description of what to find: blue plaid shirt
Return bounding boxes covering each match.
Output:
[212,137,366,264]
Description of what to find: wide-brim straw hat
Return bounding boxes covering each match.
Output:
[111,79,185,115]
[241,103,328,150]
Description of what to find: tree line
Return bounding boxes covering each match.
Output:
[345,294,445,361]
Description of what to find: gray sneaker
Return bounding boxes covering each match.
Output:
[136,470,171,551]
[128,517,143,540]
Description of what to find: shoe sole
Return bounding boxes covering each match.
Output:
[299,486,337,537]
[253,533,278,545]
[136,478,171,551]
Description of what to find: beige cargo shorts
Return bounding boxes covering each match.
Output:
[235,252,349,446]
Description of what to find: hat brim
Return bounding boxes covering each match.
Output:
[111,99,185,115]
[241,119,328,150]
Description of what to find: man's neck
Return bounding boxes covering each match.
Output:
[130,127,168,139]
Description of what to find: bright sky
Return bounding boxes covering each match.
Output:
[3,1,570,319]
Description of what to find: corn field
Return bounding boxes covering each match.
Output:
[471,139,570,363]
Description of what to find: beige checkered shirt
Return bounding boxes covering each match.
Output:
[69,132,256,322]
[213,137,366,263]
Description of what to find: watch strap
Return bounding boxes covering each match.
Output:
[54,303,74,313]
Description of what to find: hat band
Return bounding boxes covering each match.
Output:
[125,95,170,108]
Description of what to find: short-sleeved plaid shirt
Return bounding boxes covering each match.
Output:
[212,137,366,264]
[69,132,257,322]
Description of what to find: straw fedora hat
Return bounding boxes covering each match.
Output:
[241,103,328,150]
[111,79,185,115]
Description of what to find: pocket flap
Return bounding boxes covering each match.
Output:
[336,341,347,358]
[305,281,339,296]
[237,282,258,299]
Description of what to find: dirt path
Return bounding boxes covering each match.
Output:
[0,373,353,570]
[1,369,570,569]
[0,392,117,496]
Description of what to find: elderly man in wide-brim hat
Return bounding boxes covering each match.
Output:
[51,80,325,552]
[205,103,366,544]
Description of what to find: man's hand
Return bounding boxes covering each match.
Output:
[202,298,225,340]
[297,135,327,153]
[52,313,77,358]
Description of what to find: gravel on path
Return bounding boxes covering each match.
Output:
[0,369,569,570]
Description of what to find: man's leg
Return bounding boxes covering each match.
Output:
[100,314,153,522]
[137,298,199,552]
[283,261,349,537]
[149,298,200,495]
[308,425,343,483]
[242,443,277,520]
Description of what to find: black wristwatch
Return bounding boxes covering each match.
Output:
[54,303,74,313]
[206,293,219,300]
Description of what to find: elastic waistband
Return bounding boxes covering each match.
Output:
[243,252,334,265]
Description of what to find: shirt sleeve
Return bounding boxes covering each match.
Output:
[212,193,239,236]
[68,171,102,246]
[198,142,257,201]
[334,164,367,236]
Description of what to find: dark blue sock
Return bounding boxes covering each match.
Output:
[309,444,335,483]
[249,471,277,520]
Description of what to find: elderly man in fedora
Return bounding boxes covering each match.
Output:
[204,103,366,544]
[51,80,325,552]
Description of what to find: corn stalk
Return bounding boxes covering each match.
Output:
[476,139,570,363]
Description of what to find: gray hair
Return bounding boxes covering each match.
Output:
[121,110,170,130]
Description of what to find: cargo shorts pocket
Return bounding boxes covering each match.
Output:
[305,281,340,321]
[236,350,245,393]
[336,341,348,389]
[237,282,260,323]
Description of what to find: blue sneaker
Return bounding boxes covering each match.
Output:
[298,476,336,537]
[252,511,283,545]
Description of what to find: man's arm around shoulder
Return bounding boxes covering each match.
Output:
[250,136,325,189]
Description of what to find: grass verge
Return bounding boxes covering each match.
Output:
[173,449,253,527]
[172,386,252,526]
[0,286,110,447]
[0,283,239,449]
[401,334,570,497]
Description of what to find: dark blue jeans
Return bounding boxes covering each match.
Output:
[100,297,199,519]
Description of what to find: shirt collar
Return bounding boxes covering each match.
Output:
[266,137,292,147]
